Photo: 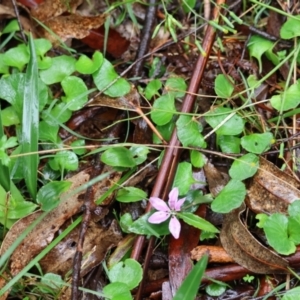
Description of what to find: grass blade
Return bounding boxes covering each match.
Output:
[21,33,39,199]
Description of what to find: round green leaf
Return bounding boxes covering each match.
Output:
[241,132,274,154]
[103,282,132,300]
[1,106,20,126]
[101,147,136,168]
[280,15,300,39]
[205,107,244,136]
[61,76,88,111]
[217,135,240,153]
[33,39,52,57]
[70,139,87,155]
[116,187,147,202]
[205,283,227,297]
[263,213,295,255]
[165,77,187,98]
[40,55,76,84]
[129,146,149,165]
[108,258,143,290]
[173,162,196,195]
[145,79,162,100]
[211,179,246,213]
[229,153,259,180]
[190,150,205,168]
[2,19,19,33]
[3,44,29,71]
[151,94,176,126]
[214,74,234,98]
[50,151,78,171]
[153,121,175,144]
[76,51,103,74]
[39,121,59,143]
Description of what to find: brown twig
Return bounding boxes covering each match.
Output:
[11,0,27,43]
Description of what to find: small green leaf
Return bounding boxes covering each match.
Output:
[101,147,136,168]
[205,283,227,297]
[263,213,295,255]
[116,187,147,203]
[2,19,19,33]
[61,76,88,111]
[280,15,300,39]
[288,216,300,244]
[40,55,76,84]
[153,121,175,144]
[42,102,72,125]
[165,77,187,98]
[214,74,234,98]
[173,255,208,300]
[205,107,244,136]
[3,44,29,71]
[288,200,300,218]
[144,79,162,100]
[182,0,196,13]
[103,282,132,300]
[93,59,130,97]
[76,51,103,74]
[211,180,246,213]
[70,139,86,155]
[241,132,274,154]
[50,151,78,172]
[39,121,59,143]
[33,39,52,57]
[129,146,149,165]
[151,94,176,126]
[177,212,219,233]
[173,162,196,195]
[0,54,9,74]
[282,287,300,300]
[108,259,143,290]
[40,273,65,292]
[190,150,205,168]
[37,181,72,212]
[229,153,259,180]
[1,106,20,126]
[176,115,206,147]
[217,135,240,153]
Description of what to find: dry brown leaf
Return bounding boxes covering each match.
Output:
[220,203,289,274]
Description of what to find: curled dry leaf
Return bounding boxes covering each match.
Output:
[246,157,300,214]
[220,203,289,274]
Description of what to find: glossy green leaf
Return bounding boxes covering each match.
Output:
[37,181,72,211]
[129,146,149,165]
[288,216,300,244]
[61,76,88,110]
[75,51,103,74]
[205,283,227,297]
[21,34,39,199]
[190,150,205,168]
[108,259,143,290]
[0,54,9,74]
[176,115,206,147]
[217,135,240,153]
[282,287,300,300]
[214,74,234,98]
[50,151,78,172]
[144,79,162,100]
[173,162,196,195]
[280,15,300,39]
[165,77,187,98]
[33,38,52,57]
[42,102,72,125]
[153,121,175,144]
[39,121,59,143]
[229,153,259,180]
[241,132,274,154]
[263,213,295,255]
[205,107,244,136]
[211,179,246,213]
[103,282,132,300]
[1,106,19,126]
[270,81,300,111]
[3,44,29,71]
[288,200,300,218]
[93,59,130,97]
[40,55,76,84]
[150,94,176,126]
[182,0,196,13]
[173,255,208,300]
[101,147,136,168]
[116,187,147,202]
[70,139,86,155]
[2,19,19,33]
[177,212,219,233]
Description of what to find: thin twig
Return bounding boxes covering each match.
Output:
[11,0,27,43]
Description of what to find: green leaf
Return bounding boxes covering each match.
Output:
[2,19,19,33]
[151,94,176,126]
[217,135,240,153]
[282,287,300,300]
[205,107,244,136]
[165,77,187,98]
[177,212,219,233]
[176,115,206,147]
[42,102,72,125]
[241,132,274,154]
[270,81,300,111]
[280,15,300,39]
[1,106,19,126]
[153,121,175,144]
[214,74,234,98]
[288,200,300,218]
[39,121,59,143]
[33,38,52,57]
[144,79,162,100]
[37,181,72,211]
[93,59,130,97]
[3,44,29,71]
[288,216,300,244]
[61,76,88,111]
[40,55,76,84]
[21,34,39,199]
[40,273,64,293]
[190,150,205,168]
[70,139,86,155]
[101,147,136,168]
[173,162,196,195]
[205,283,227,297]
[173,255,208,300]
[50,151,78,172]
[108,259,143,290]
[211,179,246,213]
[248,35,275,73]
[0,54,9,74]
[116,187,147,203]
[129,146,149,165]
[75,51,103,74]
[263,213,295,255]
[229,153,259,180]
[182,0,196,13]
[103,282,132,300]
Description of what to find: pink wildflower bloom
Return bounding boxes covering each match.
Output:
[148,187,186,239]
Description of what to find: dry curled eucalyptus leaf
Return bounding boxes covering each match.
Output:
[220,203,289,274]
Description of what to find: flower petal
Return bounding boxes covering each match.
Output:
[149,197,170,212]
[169,216,181,239]
[168,187,179,210]
[148,211,170,224]
[174,197,186,211]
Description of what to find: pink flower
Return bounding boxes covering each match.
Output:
[148,187,186,239]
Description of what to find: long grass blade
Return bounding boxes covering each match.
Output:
[21,33,39,199]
